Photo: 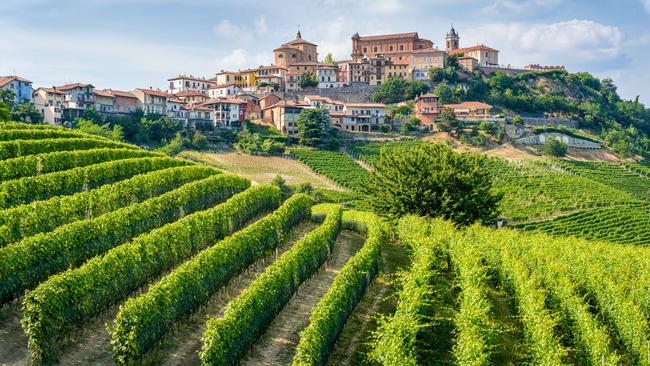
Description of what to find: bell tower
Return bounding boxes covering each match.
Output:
[445,25,459,52]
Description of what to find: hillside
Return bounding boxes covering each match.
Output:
[0,122,649,366]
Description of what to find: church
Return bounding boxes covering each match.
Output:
[273,31,319,69]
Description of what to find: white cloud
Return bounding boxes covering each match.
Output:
[643,0,650,14]
[463,20,623,66]
[213,19,244,40]
[484,0,563,13]
[322,0,405,14]
[215,48,272,72]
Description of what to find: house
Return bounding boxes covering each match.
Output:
[414,93,440,130]
[284,72,301,92]
[166,95,186,122]
[104,89,138,114]
[262,100,307,135]
[185,105,214,131]
[238,68,258,89]
[33,87,64,125]
[303,95,344,113]
[368,56,388,86]
[259,93,281,110]
[0,76,32,104]
[93,89,115,113]
[316,64,338,88]
[273,31,319,69]
[384,61,409,80]
[238,94,261,120]
[199,98,247,128]
[132,88,168,115]
[211,71,244,87]
[442,101,493,121]
[168,75,215,95]
[410,48,446,80]
[330,102,386,132]
[347,60,370,85]
[173,90,208,106]
[208,83,241,98]
[56,83,95,120]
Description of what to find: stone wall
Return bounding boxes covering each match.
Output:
[276,85,379,103]
[517,132,601,149]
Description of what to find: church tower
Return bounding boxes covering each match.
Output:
[445,25,459,52]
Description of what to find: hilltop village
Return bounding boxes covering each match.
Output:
[1,27,566,137]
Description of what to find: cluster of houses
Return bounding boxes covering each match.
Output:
[2,27,560,134]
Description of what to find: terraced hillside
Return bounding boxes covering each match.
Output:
[0,123,385,366]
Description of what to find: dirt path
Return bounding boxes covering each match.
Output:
[140,221,318,366]
[0,303,29,365]
[239,230,365,366]
[325,240,411,366]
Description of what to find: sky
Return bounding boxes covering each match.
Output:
[1,0,649,103]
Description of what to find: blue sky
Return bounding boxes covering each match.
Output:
[1,0,649,103]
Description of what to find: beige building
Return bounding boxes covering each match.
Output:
[105,89,138,114]
[445,26,499,67]
[211,71,244,88]
[93,89,115,113]
[168,75,215,95]
[132,88,168,115]
[33,87,64,125]
[262,100,308,135]
[410,48,446,80]
[351,32,433,61]
[330,102,386,132]
[442,101,493,121]
[273,31,318,69]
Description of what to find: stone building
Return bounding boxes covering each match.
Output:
[351,32,433,61]
[273,31,319,69]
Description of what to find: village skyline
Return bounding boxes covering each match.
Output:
[1,0,649,103]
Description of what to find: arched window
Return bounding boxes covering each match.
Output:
[363,47,367,53]
[400,45,404,51]
[308,55,312,60]
[389,45,393,51]
[374,46,377,52]
[278,54,283,58]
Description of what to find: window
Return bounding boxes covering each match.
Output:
[400,45,404,51]
[373,47,378,52]
[389,45,393,51]
[278,54,283,58]
[363,47,367,53]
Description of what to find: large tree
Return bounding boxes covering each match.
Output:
[362,143,502,226]
[296,108,330,147]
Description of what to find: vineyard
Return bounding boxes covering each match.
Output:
[1,122,649,365]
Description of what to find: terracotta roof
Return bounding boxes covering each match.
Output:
[448,44,499,54]
[356,32,419,41]
[167,96,185,103]
[209,83,238,89]
[136,88,168,97]
[443,102,492,109]
[415,93,439,101]
[0,76,32,87]
[260,93,280,101]
[174,90,205,97]
[167,75,213,82]
[410,47,445,54]
[104,89,137,98]
[200,97,247,106]
[281,34,317,47]
[57,82,93,91]
[93,89,115,98]
[262,100,308,110]
[258,65,287,70]
[35,87,64,95]
[345,102,386,108]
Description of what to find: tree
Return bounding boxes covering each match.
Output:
[438,107,464,135]
[362,143,502,226]
[11,103,43,123]
[76,118,123,140]
[324,53,337,68]
[157,133,186,156]
[299,69,318,88]
[543,137,568,157]
[429,67,445,83]
[140,115,181,142]
[271,175,292,199]
[191,132,208,150]
[433,83,456,104]
[511,115,524,127]
[296,108,330,147]
[371,78,429,104]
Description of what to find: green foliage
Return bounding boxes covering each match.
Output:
[191,131,208,150]
[0,137,136,160]
[511,115,524,126]
[369,216,455,365]
[0,147,156,181]
[110,192,309,363]
[438,107,465,134]
[0,156,186,208]
[299,69,319,88]
[0,165,217,247]
[157,133,186,156]
[0,128,87,141]
[140,115,182,143]
[235,129,286,155]
[323,53,337,67]
[199,204,342,366]
[76,118,124,141]
[542,137,567,157]
[271,174,292,199]
[0,174,248,306]
[21,181,269,364]
[363,143,502,226]
[292,210,384,366]
[371,77,431,104]
[296,108,333,148]
[290,148,370,190]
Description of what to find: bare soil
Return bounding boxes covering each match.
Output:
[0,303,28,366]
[239,230,365,366]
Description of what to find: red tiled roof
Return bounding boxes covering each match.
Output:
[104,89,137,99]
[262,100,308,110]
[174,90,205,97]
[448,44,499,54]
[137,88,168,97]
[209,83,238,89]
[200,97,247,106]
[167,75,213,82]
[167,96,185,103]
[57,82,93,91]
[345,102,386,108]
[356,32,419,41]
[0,76,32,87]
[443,102,492,109]
[35,87,64,95]
[93,89,114,98]
[415,93,439,101]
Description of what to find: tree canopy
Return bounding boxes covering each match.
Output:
[362,143,502,226]
[371,77,431,104]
